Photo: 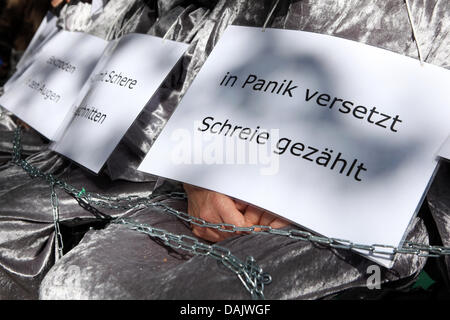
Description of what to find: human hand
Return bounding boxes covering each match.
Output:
[183,184,290,242]
[51,0,71,8]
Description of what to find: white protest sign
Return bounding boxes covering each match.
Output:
[137,26,450,268]
[0,30,108,140]
[438,135,450,161]
[51,33,188,173]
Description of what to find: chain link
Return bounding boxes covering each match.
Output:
[114,218,271,299]
[143,201,450,258]
[10,127,450,299]
[50,182,64,260]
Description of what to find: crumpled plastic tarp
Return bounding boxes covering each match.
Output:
[0,0,449,299]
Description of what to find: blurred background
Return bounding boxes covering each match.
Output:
[0,1,80,85]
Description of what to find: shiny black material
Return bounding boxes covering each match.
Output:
[0,0,449,299]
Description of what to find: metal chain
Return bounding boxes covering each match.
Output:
[11,127,270,299]
[12,127,170,209]
[125,200,450,258]
[114,218,271,299]
[50,182,64,260]
[10,127,450,299]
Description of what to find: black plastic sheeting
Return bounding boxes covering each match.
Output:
[0,0,449,299]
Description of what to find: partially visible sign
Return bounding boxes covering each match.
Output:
[5,11,59,91]
[137,26,450,268]
[438,135,450,161]
[0,31,108,140]
[51,33,188,173]
[16,11,59,70]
